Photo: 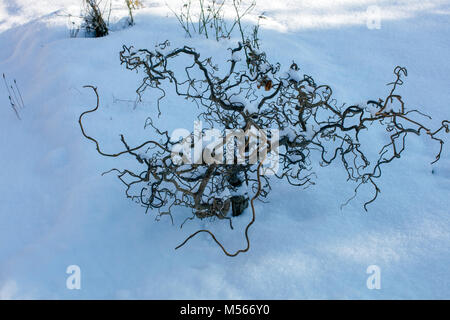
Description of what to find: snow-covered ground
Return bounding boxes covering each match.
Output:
[1,0,450,299]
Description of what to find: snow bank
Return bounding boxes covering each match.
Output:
[1,0,450,299]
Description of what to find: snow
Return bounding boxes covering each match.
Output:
[244,101,259,114]
[303,123,316,140]
[230,50,242,62]
[280,126,297,142]
[1,0,450,299]
[285,67,301,82]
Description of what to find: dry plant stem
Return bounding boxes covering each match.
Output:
[79,86,169,157]
[168,0,255,41]
[125,0,135,25]
[3,73,23,120]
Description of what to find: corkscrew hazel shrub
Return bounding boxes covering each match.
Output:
[79,39,449,256]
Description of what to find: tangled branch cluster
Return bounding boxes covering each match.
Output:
[79,39,449,255]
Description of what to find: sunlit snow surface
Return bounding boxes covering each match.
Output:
[1,0,450,299]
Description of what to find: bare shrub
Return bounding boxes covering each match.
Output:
[79,36,449,255]
[169,0,257,41]
[82,0,110,37]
